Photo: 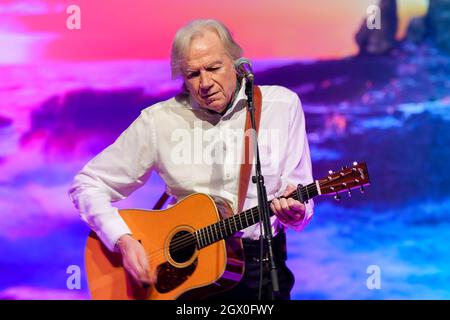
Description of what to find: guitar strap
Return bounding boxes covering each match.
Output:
[237,85,262,213]
[153,86,263,212]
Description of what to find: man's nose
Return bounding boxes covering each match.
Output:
[199,71,213,91]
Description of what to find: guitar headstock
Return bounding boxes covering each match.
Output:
[318,161,370,200]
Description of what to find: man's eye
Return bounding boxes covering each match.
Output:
[208,67,220,71]
[187,72,200,79]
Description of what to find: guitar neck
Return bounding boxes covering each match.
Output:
[195,181,319,249]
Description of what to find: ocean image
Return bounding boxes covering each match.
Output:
[0,0,449,300]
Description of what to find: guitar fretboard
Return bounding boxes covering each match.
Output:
[194,181,319,248]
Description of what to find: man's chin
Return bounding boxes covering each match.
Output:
[203,101,227,114]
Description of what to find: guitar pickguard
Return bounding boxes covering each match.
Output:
[155,259,198,293]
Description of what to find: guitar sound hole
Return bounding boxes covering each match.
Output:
[169,230,196,264]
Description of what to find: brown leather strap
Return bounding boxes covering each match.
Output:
[152,190,171,210]
[237,85,262,213]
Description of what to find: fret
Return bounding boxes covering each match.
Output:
[202,226,207,246]
[218,221,224,239]
[212,224,218,242]
[208,225,213,243]
[194,231,200,248]
[205,226,211,245]
[295,189,301,202]
[222,220,228,238]
[195,181,319,248]
[227,218,232,235]
[199,229,204,248]
[232,216,238,233]
[244,210,249,228]
[210,225,216,243]
[238,213,243,231]
[222,220,228,237]
[213,224,217,241]
[297,183,316,203]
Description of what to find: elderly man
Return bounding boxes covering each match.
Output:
[69,19,314,300]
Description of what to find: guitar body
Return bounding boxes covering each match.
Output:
[85,193,245,300]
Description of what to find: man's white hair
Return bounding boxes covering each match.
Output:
[170,19,243,79]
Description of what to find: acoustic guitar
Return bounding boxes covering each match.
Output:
[85,161,370,300]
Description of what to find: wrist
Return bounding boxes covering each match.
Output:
[115,233,133,252]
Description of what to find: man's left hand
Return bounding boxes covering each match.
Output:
[270,184,306,226]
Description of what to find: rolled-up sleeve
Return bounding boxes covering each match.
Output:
[68,109,157,251]
[276,93,314,231]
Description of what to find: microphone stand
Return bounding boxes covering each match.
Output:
[244,78,279,299]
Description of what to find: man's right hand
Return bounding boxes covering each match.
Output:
[116,234,155,287]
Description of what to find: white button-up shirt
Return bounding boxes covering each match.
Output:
[69,81,314,252]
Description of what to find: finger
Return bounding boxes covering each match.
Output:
[134,248,152,285]
[125,249,149,285]
[276,210,292,224]
[136,245,149,272]
[270,202,276,213]
[278,198,304,223]
[279,198,290,212]
[273,198,291,222]
[148,269,157,285]
[137,262,151,285]
[273,198,299,224]
[289,199,307,222]
[140,267,152,285]
[282,184,297,197]
[123,258,141,284]
[287,198,305,212]
[272,198,282,213]
[271,198,287,221]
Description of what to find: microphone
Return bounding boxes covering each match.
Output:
[234,57,254,81]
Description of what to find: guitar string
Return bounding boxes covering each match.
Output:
[157,172,363,257]
[145,205,262,260]
[145,176,359,260]
[144,181,325,260]
[145,182,320,258]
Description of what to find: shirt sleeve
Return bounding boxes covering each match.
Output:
[276,92,314,231]
[68,109,157,251]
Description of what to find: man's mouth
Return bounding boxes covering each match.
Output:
[203,92,218,100]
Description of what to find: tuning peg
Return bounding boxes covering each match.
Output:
[360,185,365,193]
[353,161,358,166]
[328,170,334,175]
[341,165,348,170]
[334,192,341,201]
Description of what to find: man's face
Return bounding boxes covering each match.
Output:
[181,30,237,114]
